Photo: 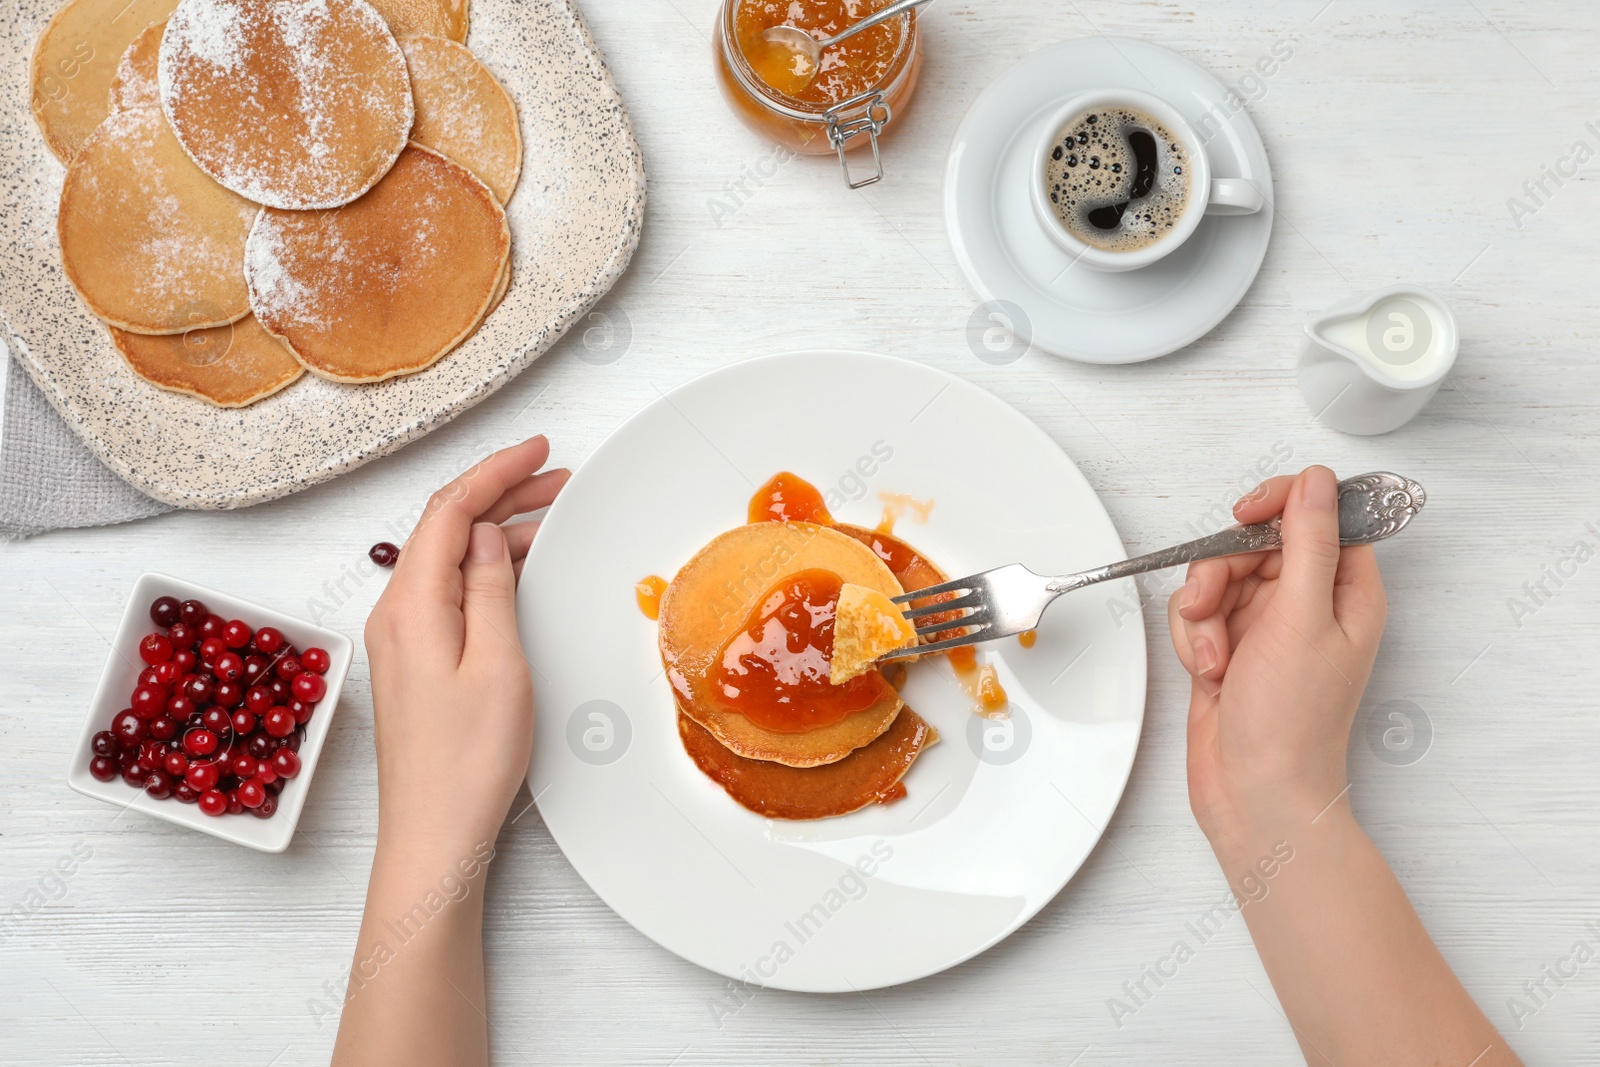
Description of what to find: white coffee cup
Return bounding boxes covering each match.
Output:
[1030,89,1264,273]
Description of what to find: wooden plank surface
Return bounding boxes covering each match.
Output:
[4,0,1599,1063]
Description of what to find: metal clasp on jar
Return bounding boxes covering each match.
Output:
[825,91,891,189]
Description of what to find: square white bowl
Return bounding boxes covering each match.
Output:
[66,572,354,852]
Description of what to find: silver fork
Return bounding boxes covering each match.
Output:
[878,472,1426,661]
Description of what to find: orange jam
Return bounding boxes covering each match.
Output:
[714,0,922,157]
[712,568,894,733]
[636,575,668,620]
[875,491,934,534]
[1018,630,1037,649]
[948,645,1009,717]
[734,0,904,105]
[749,471,835,525]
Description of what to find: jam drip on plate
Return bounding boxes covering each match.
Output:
[712,568,894,733]
[748,470,835,525]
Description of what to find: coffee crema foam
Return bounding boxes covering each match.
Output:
[1044,107,1189,253]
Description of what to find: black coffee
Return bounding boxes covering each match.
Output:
[1044,107,1190,252]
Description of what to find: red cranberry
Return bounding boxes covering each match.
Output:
[247,733,276,759]
[214,651,244,682]
[153,661,181,686]
[231,710,257,735]
[222,619,252,649]
[121,761,147,787]
[284,728,304,753]
[272,749,302,778]
[226,794,244,816]
[244,685,275,715]
[174,781,200,804]
[291,672,327,703]
[91,730,118,758]
[231,754,259,779]
[255,763,278,785]
[182,729,218,757]
[138,633,173,665]
[143,771,173,800]
[148,715,178,741]
[185,711,206,730]
[201,707,232,734]
[89,755,118,781]
[172,648,198,673]
[262,707,295,738]
[289,699,315,725]
[163,751,189,777]
[237,779,266,808]
[369,541,400,567]
[198,789,227,816]
[300,647,330,674]
[267,677,291,704]
[111,709,146,746]
[186,762,220,791]
[150,596,182,628]
[137,739,165,771]
[251,794,279,818]
[165,694,196,721]
[183,675,215,704]
[199,637,225,667]
[214,680,244,708]
[117,748,139,771]
[200,614,227,641]
[241,655,270,686]
[131,684,168,719]
[253,626,286,655]
[275,655,302,680]
[168,622,199,650]
[179,599,208,627]
[137,666,163,688]
[264,777,284,796]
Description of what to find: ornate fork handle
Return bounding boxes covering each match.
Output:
[1046,472,1427,596]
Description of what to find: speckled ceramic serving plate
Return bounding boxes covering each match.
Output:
[0,0,644,509]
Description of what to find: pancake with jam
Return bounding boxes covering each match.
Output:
[677,701,936,820]
[658,520,906,767]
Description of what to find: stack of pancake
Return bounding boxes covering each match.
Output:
[658,489,956,821]
[32,0,520,406]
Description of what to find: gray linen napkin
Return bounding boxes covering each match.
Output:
[0,355,172,540]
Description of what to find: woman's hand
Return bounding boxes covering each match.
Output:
[1167,465,1387,851]
[363,436,570,856]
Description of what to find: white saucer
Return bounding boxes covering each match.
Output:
[518,351,1147,992]
[944,37,1275,364]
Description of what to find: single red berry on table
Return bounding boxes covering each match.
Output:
[300,647,330,674]
[111,709,146,746]
[178,599,208,627]
[138,633,173,665]
[369,541,400,568]
[148,715,178,741]
[199,614,227,641]
[222,619,252,649]
[130,685,167,720]
[275,654,302,680]
[91,731,118,758]
[238,780,266,808]
[214,681,244,708]
[214,651,244,682]
[149,596,181,628]
[89,755,118,782]
[252,626,285,655]
[198,789,227,816]
[262,707,295,738]
[168,622,198,650]
[289,699,315,725]
[272,749,302,779]
[182,729,218,757]
[199,637,226,667]
[291,672,327,703]
[143,771,173,800]
[186,761,220,792]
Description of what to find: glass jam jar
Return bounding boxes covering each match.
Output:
[713,0,923,188]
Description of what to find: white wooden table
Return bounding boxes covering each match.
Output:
[4,1,1598,1062]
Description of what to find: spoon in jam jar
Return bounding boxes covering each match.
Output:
[757,0,933,95]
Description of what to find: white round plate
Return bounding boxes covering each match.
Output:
[945,37,1275,364]
[518,352,1147,992]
